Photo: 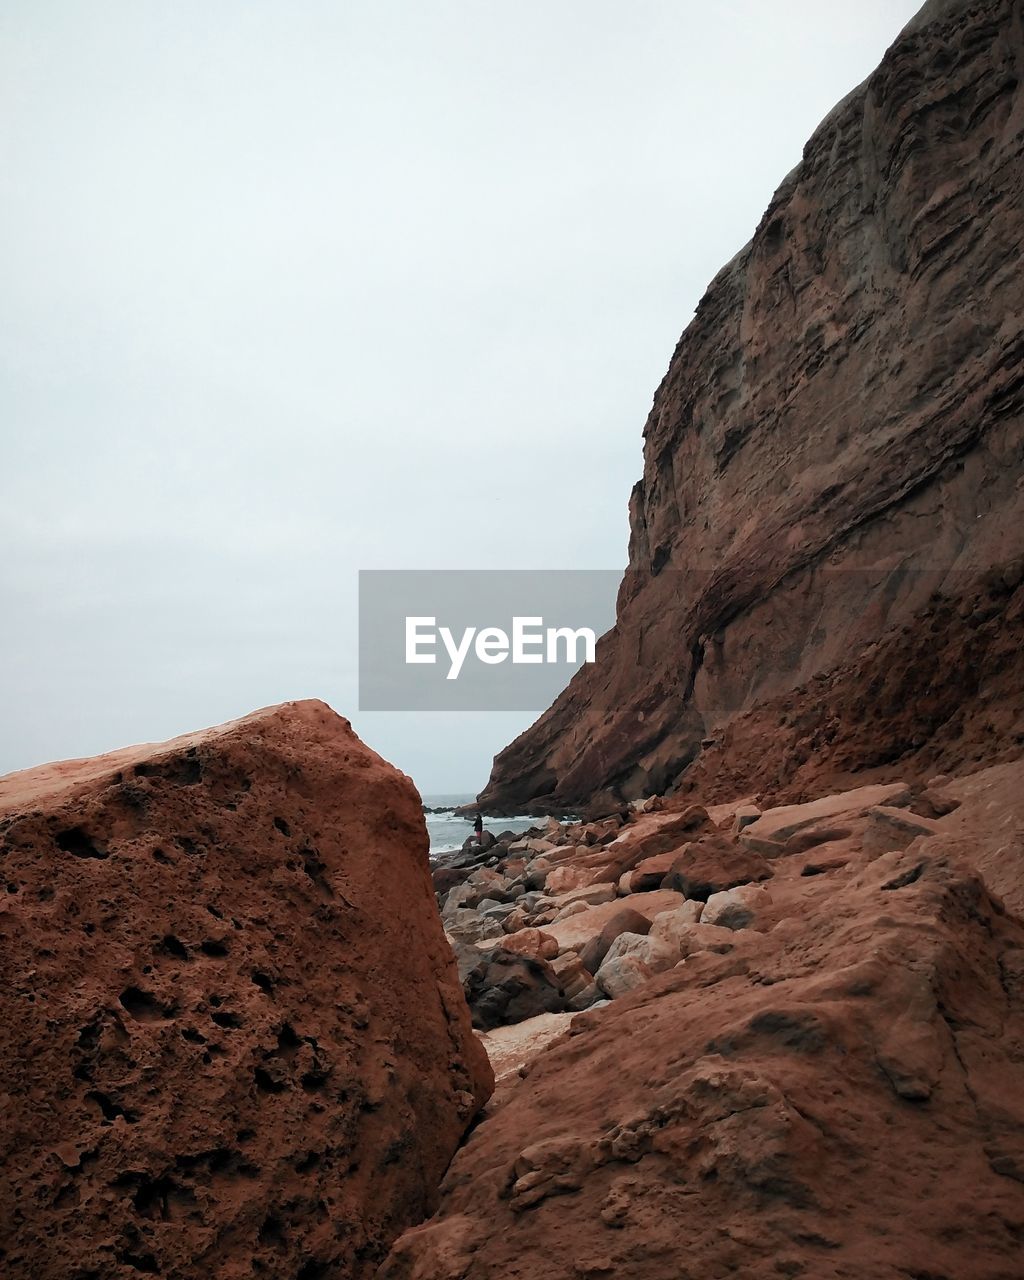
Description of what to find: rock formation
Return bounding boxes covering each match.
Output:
[5,4,1024,1278]
[387,765,1024,1278]
[479,0,1024,816]
[0,701,492,1280]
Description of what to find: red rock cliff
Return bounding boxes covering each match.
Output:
[0,700,492,1279]
[479,0,1024,815]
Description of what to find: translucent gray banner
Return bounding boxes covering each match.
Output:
[358,570,620,710]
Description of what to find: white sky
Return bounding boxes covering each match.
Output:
[1,1,924,793]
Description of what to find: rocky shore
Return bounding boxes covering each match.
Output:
[431,771,1024,1035]
[390,763,1024,1278]
[3,705,1023,1278]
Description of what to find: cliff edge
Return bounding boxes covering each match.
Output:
[479,0,1024,815]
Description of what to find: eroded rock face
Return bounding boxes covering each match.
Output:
[478,0,1024,815]
[382,844,1024,1279]
[0,701,492,1280]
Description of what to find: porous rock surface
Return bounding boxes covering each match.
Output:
[0,700,492,1280]
[479,0,1024,815]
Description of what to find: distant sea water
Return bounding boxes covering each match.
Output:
[421,793,540,857]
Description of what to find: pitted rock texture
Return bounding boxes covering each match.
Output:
[381,841,1024,1280]
[479,0,1024,816]
[0,700,492,1280]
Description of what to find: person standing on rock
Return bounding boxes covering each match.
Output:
[473,812,483,842]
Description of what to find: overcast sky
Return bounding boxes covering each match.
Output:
[1,1,924,794]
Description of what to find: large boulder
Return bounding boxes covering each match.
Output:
[729,802,762,833]
[500,927,560,962]
[590,806,712,882]
[523,857,554,891]
[549,951,597,1003]
[432,863,472,898]
[544,882,619,910]
[617,850,679,894]
[0,701,492,1280]
[498,904,531,934]
[543,863,593,896]
[649,915,744,959]
[545,901,587,927]
[924,756,1024,915]
[660,836,773,900]
[701,882,774,930]
[461,829,496,853]
[453,866,514,906]
[462,948,568,1030]
[577,906,654,976]
[475,899,519,924]
[646,902,707,952]
[595,932,678,998]
[441,881,476,917]
[738,783,912,855]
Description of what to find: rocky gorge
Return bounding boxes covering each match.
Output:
[2,0,1023,1276]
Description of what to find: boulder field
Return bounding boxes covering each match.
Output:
[0,701,492,1280]
[422,5,1024,1261]
[477,0,1024,817]
[3,0,1024,1276]
[5,705,1023,1278]
[389,764,1024,1278]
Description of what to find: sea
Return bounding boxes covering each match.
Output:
[421,793,541,858]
